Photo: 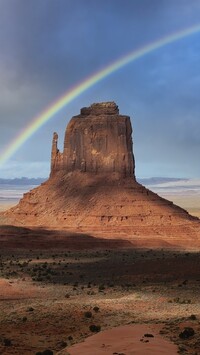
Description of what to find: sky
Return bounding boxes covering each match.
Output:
[0,0,200,179]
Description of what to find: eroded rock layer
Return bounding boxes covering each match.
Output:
[3,102,200,248]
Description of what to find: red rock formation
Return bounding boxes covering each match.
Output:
[50,132,63,176]
[51,102,134,177]
[3,102,200,248]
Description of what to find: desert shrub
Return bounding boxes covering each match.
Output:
[189,314,197,320]
[26,307,34,312]
[93,306,99,312]
[168,298,192,304]
[42,350,54,355]
[144,333,154,338]
[58,340,67,348]
[108,283,114,287]
[36,351,53,355]
[89,324,101,332]
[36,277,43,282]
[3,338,12,346]
[179,327,195,339]
[84,311,92,318]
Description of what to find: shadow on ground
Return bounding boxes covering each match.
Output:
[0,224,133,249]
[0,224,200,288]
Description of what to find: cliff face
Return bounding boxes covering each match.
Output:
[51,102,135,178]
[3,102,200,248]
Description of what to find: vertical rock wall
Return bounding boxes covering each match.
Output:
[50,102,135,178]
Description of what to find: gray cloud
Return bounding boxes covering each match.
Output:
[0,0,200,177]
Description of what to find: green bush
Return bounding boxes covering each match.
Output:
[84,311,92,318]
[89,324,101,332]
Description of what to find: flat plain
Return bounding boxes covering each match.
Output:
[0,189,200,355]
[0,225,200,354]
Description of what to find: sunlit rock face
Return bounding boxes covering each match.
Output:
[3,102,200,248]
[51,102,135,178]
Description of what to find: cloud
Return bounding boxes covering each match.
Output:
[0,0,200,178]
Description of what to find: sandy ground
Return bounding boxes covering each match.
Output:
[0,201,16,212]
[0,241,200,354]
[156,193,200,219]
[66,324,179,354]
[0,198,200,354]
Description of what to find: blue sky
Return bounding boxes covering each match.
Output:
[0,0,200,178]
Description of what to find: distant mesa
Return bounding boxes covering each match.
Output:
[0,177,45,185]
[3,101,200,248]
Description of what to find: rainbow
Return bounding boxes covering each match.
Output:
[1,23,200,167]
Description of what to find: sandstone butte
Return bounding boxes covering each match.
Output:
[2,102,200,248]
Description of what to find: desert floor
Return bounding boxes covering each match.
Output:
[0,226,200,354]
[159,193,200,219]
[0,202,15,212]
[0,195,200,355]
